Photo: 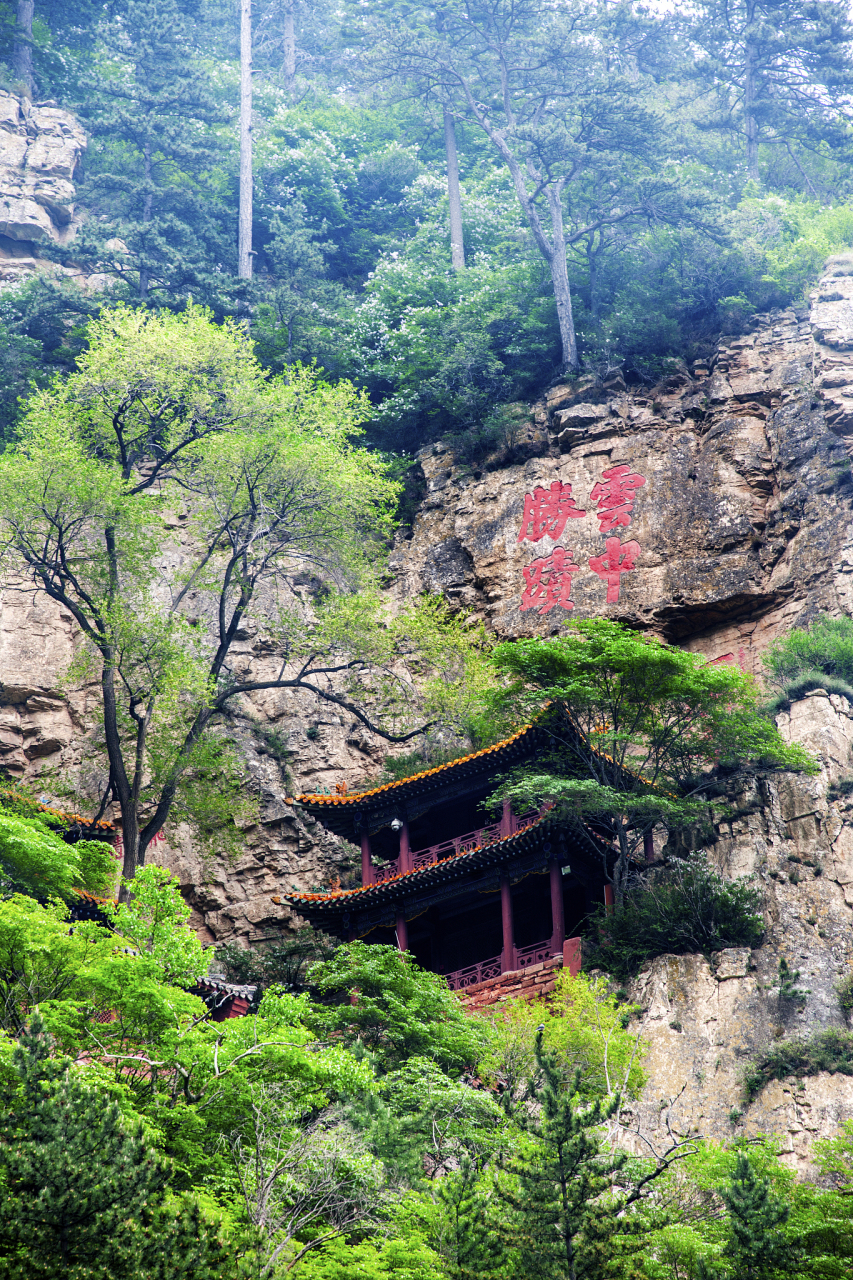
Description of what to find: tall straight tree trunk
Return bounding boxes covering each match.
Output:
[444,110,465,270]
[282,0,295,94]
[547,182,578,371]
[238,0,253,278]
[744,37,759,180]
[12,0,34,98]
[139,141,152,299]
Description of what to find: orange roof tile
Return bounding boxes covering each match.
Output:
[289,723,532,807]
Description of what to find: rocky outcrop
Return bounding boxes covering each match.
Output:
[623,691,853,1172]
[392,289,853,673]
[0,90,86,287]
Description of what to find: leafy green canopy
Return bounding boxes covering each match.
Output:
[479,620,816,896]
[0,304,402,883]
[0,794,115,902]
[765,613,853,699]
[305,943,488,1074]
[0,1015,234,1280]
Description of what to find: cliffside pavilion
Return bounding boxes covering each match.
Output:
[278,721,611,990]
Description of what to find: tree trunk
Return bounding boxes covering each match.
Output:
[282,0,295,94]
[139,140,152,299]
[12,0,34,98]
[443,110,465,271]
[238,0,253,279]
[547,183,579,371]
[743,21,759,181]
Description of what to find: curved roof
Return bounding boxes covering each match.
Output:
[288,722,541,837]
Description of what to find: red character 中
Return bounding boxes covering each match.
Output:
[517,480,586,543]
[521,547,582,614]
[589,537,641,604]
[589,465,646,533]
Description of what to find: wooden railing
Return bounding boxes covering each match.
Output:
[444,936,557,991]
[444,952,503,990]
[370,809,541,885]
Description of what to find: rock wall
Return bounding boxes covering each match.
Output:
[9,255,853,1165]
[0,90,86,288]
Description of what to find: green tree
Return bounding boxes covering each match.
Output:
[479,620,816,901]
[306,943,487,1074]
[0,1013,233,1280]
[436,1154,502,1280]
[71,0,232,305]
[713,1153,791,1280]
[684,0,853,186]
[0,305,408,884]
[495,1029,689,1280]
[104,864,208,986]
[0,803,115,901]
[364,0,683,371]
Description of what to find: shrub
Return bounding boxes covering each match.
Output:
[743,1028,853,1102]
[765,616,853,711]
[217,926,338,1006]
[585,854,764,981]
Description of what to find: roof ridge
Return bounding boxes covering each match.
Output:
[289,722,534,807]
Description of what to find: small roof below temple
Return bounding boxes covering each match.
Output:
[287,721,549,839]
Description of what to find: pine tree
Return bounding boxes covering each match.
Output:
[684,0,853,187]
[72,0,233,307]
[495,1029,626,1280]
[437,1154,503,1280]
[718,1153,791,1280]
[0,1014,233,1279]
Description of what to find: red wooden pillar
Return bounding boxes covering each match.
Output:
[398,820,411,874]
[500,799,512,839]
[395,910,408,953]
[360,832,373,887]
[604,884,615,913]
[500,873,516,973]
[549,860,565,952]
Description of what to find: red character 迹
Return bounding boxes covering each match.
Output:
[520,547,582,614]
[517,480,586,543]
[588,537,641,604]
[589,465,646,533]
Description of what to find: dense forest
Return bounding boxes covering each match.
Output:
[1,0,853,453]
[4,2,853,1277]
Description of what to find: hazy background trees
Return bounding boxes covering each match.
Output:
[0,0,849,449]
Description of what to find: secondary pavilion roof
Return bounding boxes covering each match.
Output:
[273,808,609,937]
[287,720,552,840]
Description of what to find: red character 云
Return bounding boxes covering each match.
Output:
[589,464,646,533]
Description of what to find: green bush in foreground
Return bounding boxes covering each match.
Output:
[586,854,765,981]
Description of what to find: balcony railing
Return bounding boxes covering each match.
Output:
[444,937,557,991]
[370,809,541,885]
[444,953,503,990]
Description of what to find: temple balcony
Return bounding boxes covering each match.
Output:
[367,807,541,887]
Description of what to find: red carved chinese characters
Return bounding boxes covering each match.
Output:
[588,465,646,533]
[520,547,582,614]
[588,537,641,604]
[517,480,586,543]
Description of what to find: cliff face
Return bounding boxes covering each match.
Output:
[7,254,853,1162]
[0,90,86,288]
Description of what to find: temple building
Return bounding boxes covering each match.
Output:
[278,720,613,990]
